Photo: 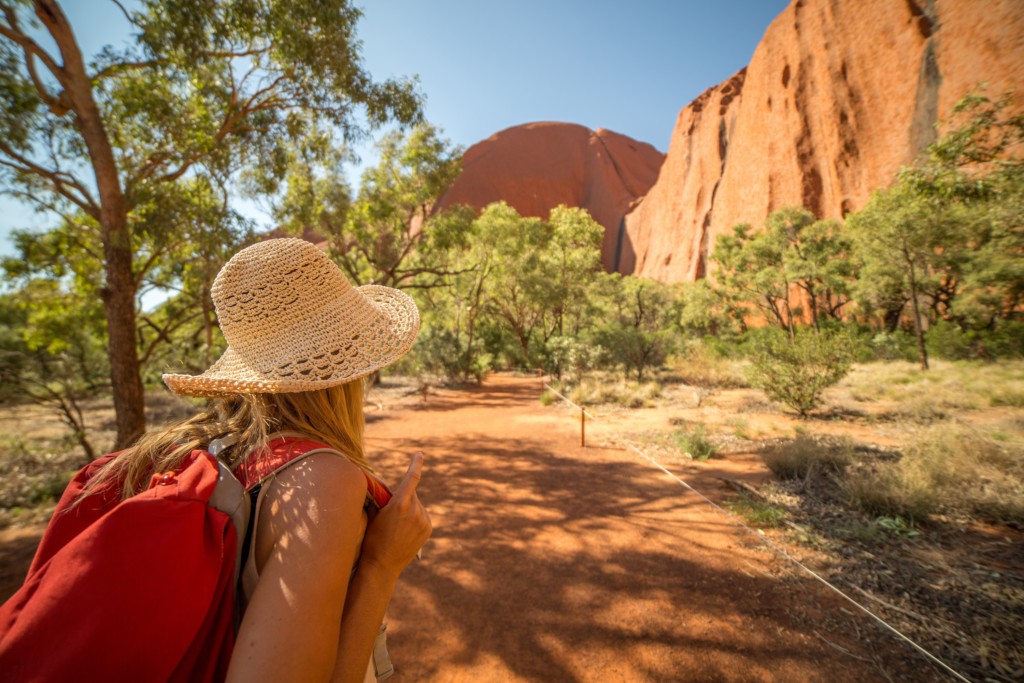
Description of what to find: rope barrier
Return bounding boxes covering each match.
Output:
[541,381,971,683]
[541,382,598,420]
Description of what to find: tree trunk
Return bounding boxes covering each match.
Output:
[806,284,820,333]
[203,288,214,368]
[463,312,476,381]
[57,396,96,462]
[38,0,146,446]
[101,221,147,447]
[904,246,930,371]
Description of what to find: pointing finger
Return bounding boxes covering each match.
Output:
[394,451,423,498]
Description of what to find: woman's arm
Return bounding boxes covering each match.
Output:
[227,452,432,683]
[329,452,432,683]
[226,453,368,682]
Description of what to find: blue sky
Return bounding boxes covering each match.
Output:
[0,0,789,256]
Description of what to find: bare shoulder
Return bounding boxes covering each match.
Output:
[230,453,369,682]
[262,452,368,546]
[269,451,367,501]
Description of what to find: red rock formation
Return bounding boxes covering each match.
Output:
[623,0,1024,282]
[434,122,664,271]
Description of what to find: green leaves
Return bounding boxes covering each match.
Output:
[746,329,854,416]
[0,0,425,442]
[848,92,1023,360]
[335,122,463,288]
[712,206,854,332]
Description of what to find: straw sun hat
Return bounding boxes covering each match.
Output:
[162,238,420,397]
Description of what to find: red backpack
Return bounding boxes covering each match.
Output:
[0,435,390,682]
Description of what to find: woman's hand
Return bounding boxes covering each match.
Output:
[361,452,432,578]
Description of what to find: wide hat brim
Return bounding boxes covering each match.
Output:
[163,284,419,398]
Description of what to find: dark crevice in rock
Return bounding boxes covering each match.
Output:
[695,208,712,280]
[905,0,935,38]
[793,57,824,216]
[593,130,634,200]
[613,215,628,274]
[909,37,942,161]
[696,112,733,280]
[718,118,729,169]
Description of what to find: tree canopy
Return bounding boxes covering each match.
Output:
[0,0,422,445]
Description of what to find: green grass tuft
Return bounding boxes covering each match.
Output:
[726,495,786,528]
[671,423,718,460]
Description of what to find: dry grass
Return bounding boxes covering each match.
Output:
[761,434,853,480]
[0,435,83,528]
[842,423,1024,526]
[837,360,1024,420]
[667,346,749,390]
[545,374,664,409]
[0,390,196,529]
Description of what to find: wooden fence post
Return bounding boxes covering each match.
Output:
[580,406,585,447]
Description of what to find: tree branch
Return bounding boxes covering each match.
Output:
[133,242,178,287]
[0,140,99,216]
[138,308,201,365]
[140,70,292,186]
[0,4,65,82]
[91,58,167,83]
[110,0,133,24]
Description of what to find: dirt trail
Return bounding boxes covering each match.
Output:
[366,375,925,682]
[0,375,933,681]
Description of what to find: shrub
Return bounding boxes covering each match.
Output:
[671,423,717,460]
[545,335,606,384]
[597,325,673,382]
[762,435,852,480]
[926,320,1024,361]
[746,330,854,416]
[925,320,974,360]
[402,326,491,382]
[870,330,919,362]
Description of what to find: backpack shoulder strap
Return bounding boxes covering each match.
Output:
[234,434,392,608]
[233,434,392,507]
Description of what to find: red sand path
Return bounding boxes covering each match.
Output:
[367,375,929,682]
[0,375,935,681]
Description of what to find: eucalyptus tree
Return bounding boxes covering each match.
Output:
[0,279,108,460]
[543,205,605,338]
[246,119,353,247]
[902,93,1024,334]
[712,207,855,337]
[848,93,1024,367]
[847,185,948,370]
[775,210,854,331]
[335,122,463,289]
[712,221,796,338]
[477,202,550,364]
[595,275,676,382]
[0,0,421,446]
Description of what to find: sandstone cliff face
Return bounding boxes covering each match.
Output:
[623,0,1024,282]
[434,122,665,271]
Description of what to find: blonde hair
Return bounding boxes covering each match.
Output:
[85,380,368,502]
